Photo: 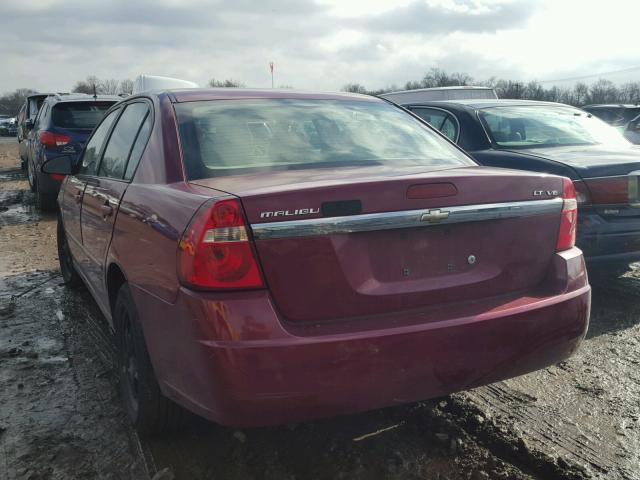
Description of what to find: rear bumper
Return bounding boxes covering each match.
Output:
[577,210,640,265]
[133,248,590,428]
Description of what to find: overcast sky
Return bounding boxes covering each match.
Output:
[1,0,639,93]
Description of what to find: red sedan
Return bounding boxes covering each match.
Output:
[43,88,591,433]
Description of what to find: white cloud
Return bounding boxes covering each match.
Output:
[0,0,638,94]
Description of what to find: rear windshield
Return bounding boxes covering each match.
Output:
[52,102,115,129]
[174,99,474,179]
[478,105,629,149]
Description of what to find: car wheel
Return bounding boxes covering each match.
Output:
[57,216,82,288]
[114,284,184,435]
[27,159,36,192]
[37,190,58,212]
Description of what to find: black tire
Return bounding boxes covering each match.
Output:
[57,216,83,288]
[37,190,58,212]
[27,159,36,192]
[114,284,184,435]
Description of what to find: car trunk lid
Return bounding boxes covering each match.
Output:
[191,166,564,323]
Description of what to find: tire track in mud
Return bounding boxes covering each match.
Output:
[444,272,640,480]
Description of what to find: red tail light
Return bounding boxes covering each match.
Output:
[178,198,264,289]
[556,178,578,252]
[583,176,636,205]
[39,131,71,148]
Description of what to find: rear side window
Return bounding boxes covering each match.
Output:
[52,102,114,130]
[99,102,150,179]
[124,112,152,180]
[411,107,459,142]
[36,104,49,129]
[29,98,43,119]
[174,99,473,180]
[78,109,120,176]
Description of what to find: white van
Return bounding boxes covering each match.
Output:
[132,75,198,94]
[380,86,497,104]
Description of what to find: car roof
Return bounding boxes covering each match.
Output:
[45,93,122,104]
[582,104,640,109]
[160,88,380,103]
[404,98,576,109]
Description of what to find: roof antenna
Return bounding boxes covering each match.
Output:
[92,83,97,101]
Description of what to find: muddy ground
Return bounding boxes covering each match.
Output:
[0,139,638,479]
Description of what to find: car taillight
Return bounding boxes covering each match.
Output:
[573,180,592,206]
[39,131,71,147]
[178,198,264,289]
[583,176,638,205]
[557,177,578,252]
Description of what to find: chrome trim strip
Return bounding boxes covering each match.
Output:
[251,198,563,240]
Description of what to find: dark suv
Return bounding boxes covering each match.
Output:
[26,94,120,210]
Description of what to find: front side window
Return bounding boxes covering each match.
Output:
[99,103,150,179]
[479,105,630,149]
[52,102,115,130]
[78,109,120,176]
[175,99,474,180]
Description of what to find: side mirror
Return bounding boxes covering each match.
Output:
[42,155,73,175]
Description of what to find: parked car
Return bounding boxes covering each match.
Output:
[582,104,640,135]
[17,93,52,168]
[380,86,497,104]
[0,116,17,136]
[26,93,120,210]
[398,99,640,275]
[44,89,590,433]
[623,113,640,145]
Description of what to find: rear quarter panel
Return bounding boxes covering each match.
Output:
[109,183,211,303]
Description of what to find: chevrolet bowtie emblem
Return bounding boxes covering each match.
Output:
[421,209,450,223]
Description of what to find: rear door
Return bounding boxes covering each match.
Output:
[62,108,121,265]
[80,101,152,302]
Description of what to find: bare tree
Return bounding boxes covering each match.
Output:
[208,78,245,88]
[342,83,368,94]
[0,88,37,115]
[574,83,589,105]
[119,79,134,95]
[588,79,619,104]
[99,78,119,95]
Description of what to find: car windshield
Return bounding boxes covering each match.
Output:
[52,102,115,129]
[174,99,474,179]
[478,105,630,149]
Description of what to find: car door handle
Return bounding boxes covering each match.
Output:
[101,204,113,217]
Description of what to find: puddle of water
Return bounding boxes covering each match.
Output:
[39,355,69,364]
[0,169,24,182]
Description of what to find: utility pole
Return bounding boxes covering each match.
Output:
[269,62,274,88]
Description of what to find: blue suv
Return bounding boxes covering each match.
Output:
[26,94,120,210]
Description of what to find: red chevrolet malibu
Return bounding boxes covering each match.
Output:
[43,88,591,433]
